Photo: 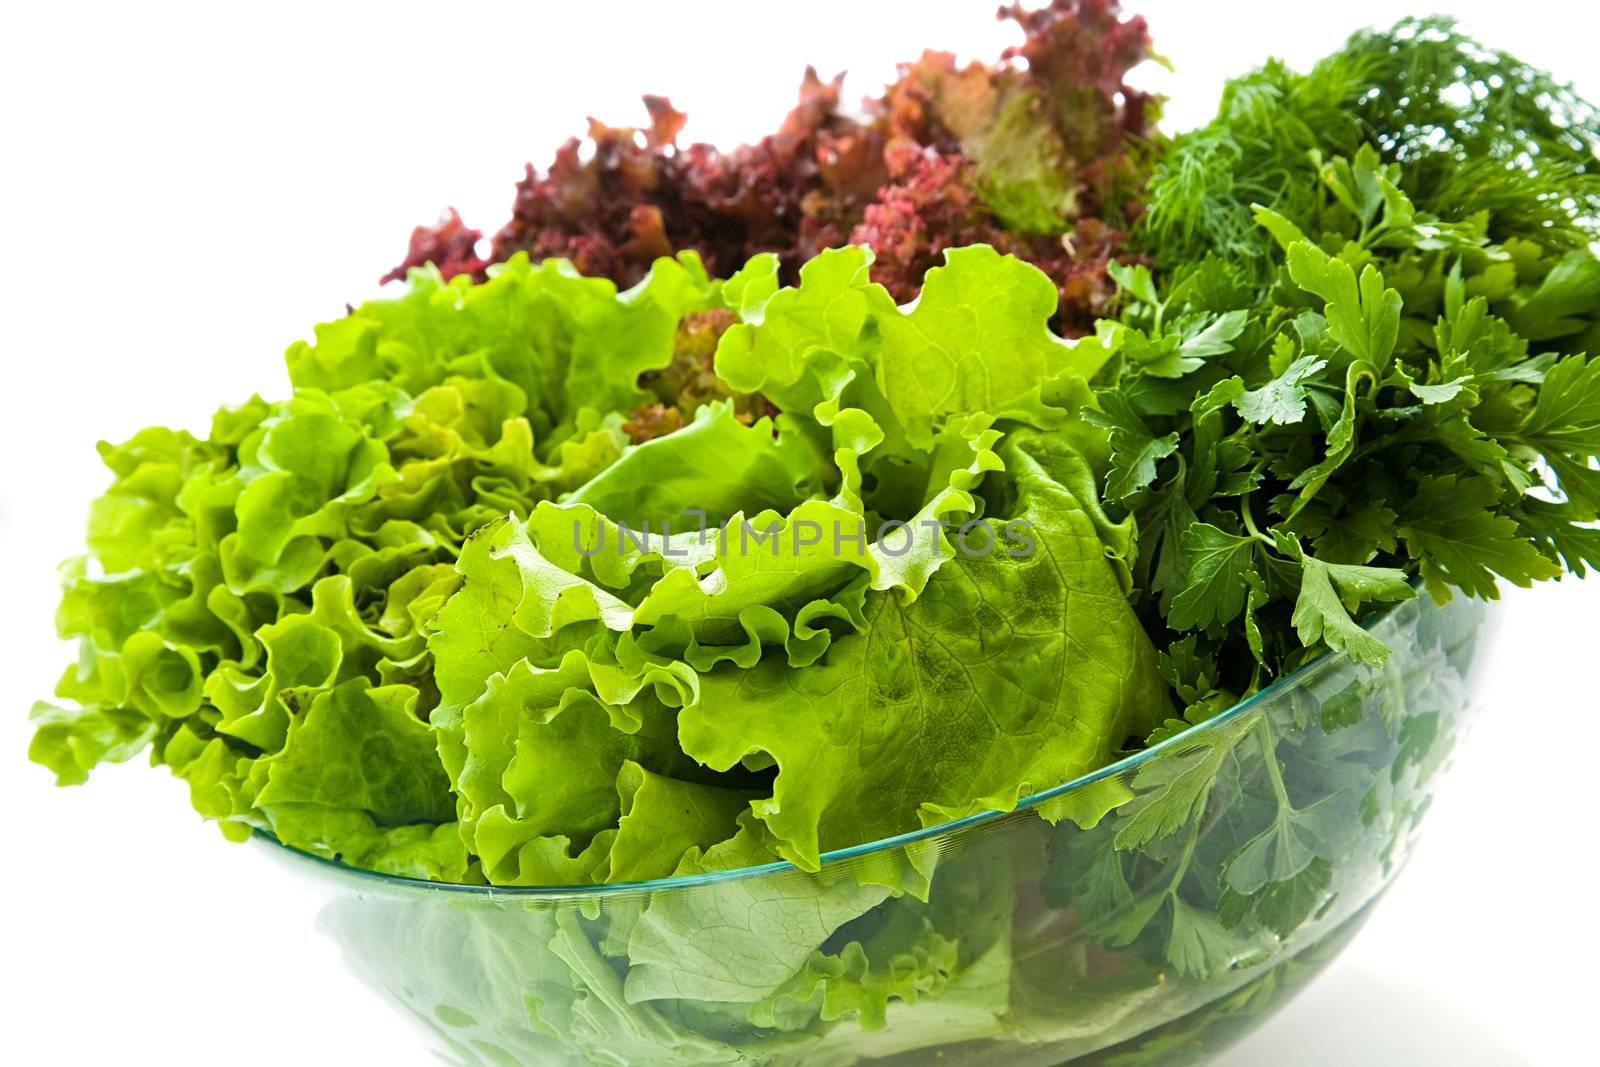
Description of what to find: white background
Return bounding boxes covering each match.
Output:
[2,1,1596,1063]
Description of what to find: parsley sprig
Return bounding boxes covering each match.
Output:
[1100,26,1600,721]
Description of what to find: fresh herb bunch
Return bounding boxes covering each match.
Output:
[1103,24,1600,730]
[1141,17,1600,282]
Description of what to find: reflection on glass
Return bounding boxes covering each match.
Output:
[264,593,1491,1066]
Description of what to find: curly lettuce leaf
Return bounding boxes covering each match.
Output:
[675,429,1168,870]
[39,242,1166,904]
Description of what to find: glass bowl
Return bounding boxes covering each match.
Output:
[260,591,1493,1066]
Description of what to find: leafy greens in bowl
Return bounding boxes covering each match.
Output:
[33,173,1598,886]
[25,3,1600,1064]
[262,591,1493,1066]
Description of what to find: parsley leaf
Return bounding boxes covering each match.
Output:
[1513,354,1600,455]
[1276,536,1414,667]
[1235,355,1329,426]
[1168,523,1260,631]
[1088,389,1181,502]
[1286,243,1402,369]
[1399,475,1563,599]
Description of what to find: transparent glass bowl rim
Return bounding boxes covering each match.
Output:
[259,598,1416,898]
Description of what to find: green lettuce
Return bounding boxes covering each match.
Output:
[32,244,1168,890]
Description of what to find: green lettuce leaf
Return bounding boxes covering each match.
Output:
[37,244,1168,898]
